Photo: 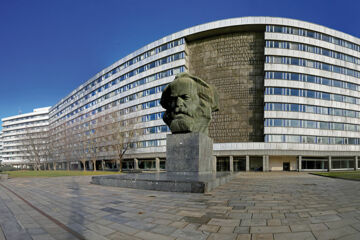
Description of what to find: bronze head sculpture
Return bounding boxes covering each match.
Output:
[160,73,219,135]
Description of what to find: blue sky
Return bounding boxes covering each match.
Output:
[1,0,359,130]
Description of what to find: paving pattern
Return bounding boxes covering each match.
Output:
[0,172,360,240]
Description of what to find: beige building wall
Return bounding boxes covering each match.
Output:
[269,155,297,171]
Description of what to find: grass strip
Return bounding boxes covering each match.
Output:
[312,171,360,181]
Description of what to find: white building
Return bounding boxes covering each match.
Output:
[1,107,50,168]
[0,132,3,165]
[8,17,360,171]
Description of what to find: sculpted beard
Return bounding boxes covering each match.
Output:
[165,102,211,133]
[166,106,195,133]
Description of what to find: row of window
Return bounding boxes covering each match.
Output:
[2,144,47,151]
[265,103,360,118]
[141,112,164,122]
[3,137,166,157]
[144,125,169,135]
[2,120,48,131]
[78,84,166,119]
[51,66,184,126]
[2,127,49,138]
[266,41,360,65]
[52,98,163,140]
[266,25,360,52]
[265,87,359,105]
[266,56,360,79]
[64,82,165,129]
[53,111,165,142]
[103,39,184,80]
[52,52,185,120]
[51,38,184,114]
[265,71,358,91]
[301,158,357,170]
[3,114,48,124]
[265,134,360,145]
[265,118,360,132]
[137,139,166,148]
[74,124,169,140]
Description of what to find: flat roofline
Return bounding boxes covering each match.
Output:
[2,107,51,122]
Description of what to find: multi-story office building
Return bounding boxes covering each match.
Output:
[42,17,360,171]
[1,107,50,168]
[0,132,3,165]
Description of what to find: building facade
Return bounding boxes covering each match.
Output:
[21,17,360,171]
[1,107,50,168]
[0,132,3,165]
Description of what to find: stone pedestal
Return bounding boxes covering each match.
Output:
[166,133,213,174]
[92,133,238,193]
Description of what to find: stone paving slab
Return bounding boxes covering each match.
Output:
[0,172,359,239]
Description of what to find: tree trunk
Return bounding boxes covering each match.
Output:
[116,159,120,171]
[93,160,96,172]
[81,160,86,171]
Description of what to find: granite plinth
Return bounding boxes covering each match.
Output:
[166,133,214,174]
[91,172,239,193]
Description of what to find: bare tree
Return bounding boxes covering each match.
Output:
[43,133,54,170]
[110,115,136,172]
[22,127,48,171]
[79,128,88,171]
[86,118,101,171]
[63,123,76,171]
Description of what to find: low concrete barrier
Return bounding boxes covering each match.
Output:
[0,174,8,181]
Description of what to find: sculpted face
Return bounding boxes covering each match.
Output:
[161,73,218,135]
[165,77,202,133]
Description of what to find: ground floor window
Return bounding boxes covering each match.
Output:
[122,160,134,170]
[160,158,166,170]
[250,156,263,171]
[233,156,246,171]
[331,157,354,169]
[301,157,328,170]
[138,159,156,169]
[217,157,230,171]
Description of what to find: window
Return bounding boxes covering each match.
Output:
[272,119,282,127]
[274,88,282,95]
[286,135,300,143]
[305,105,316,113]
[290,104,299,112]
[333,80,342,88]
[322,92,330,100]
[289,119,301,128]
[332,123,344,131]
[290,89,299,96]
[306,90,315,98]
[304,120,317,129]
[269,135,283,142]
[319,122,330,130]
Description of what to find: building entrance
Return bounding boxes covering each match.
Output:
[283,162,290,171]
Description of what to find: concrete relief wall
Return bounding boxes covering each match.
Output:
[187,32,265,143]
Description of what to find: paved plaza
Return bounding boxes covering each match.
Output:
[0,172,360,240]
